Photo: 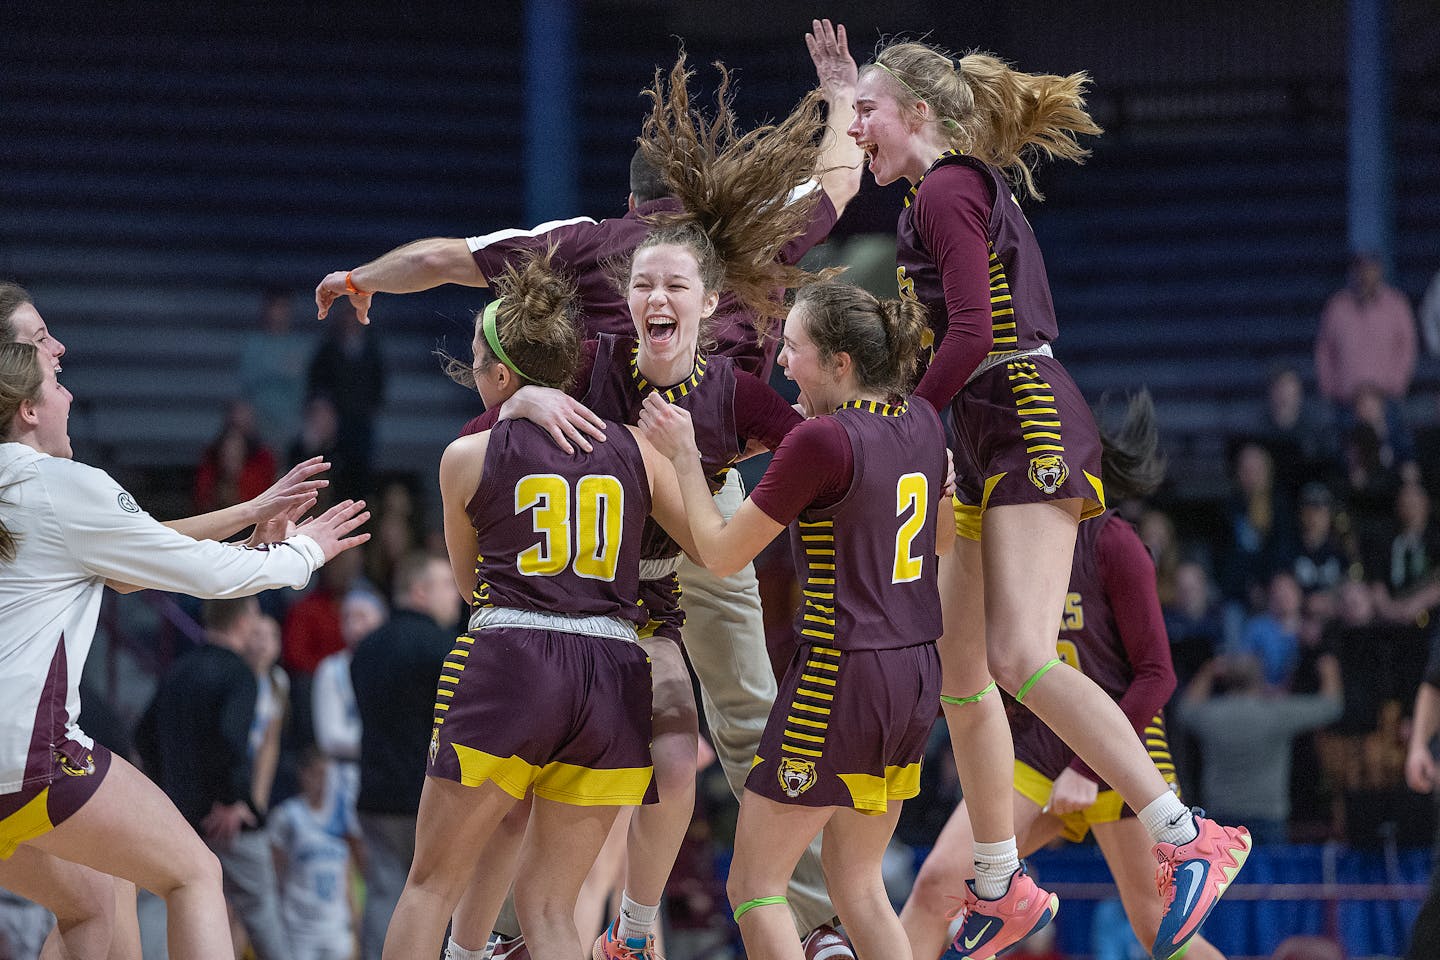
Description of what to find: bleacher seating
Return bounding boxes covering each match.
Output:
[2,11,1437,509]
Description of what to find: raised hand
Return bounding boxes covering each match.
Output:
[806,19,858,103]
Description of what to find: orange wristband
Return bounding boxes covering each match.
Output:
[344,271,369,297]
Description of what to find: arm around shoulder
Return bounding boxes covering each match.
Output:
[439,434,488,600]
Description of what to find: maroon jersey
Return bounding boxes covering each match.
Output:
[896,152,1060,411]
[466,190,838,378]
[466,419,650,625]
[788,400,947,652]
[1009,511,1178,782]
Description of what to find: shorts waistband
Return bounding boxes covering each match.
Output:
[467,606,639,644]
[639,555,684,581]
[966,343,1053,387]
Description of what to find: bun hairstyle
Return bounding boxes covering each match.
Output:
[442,250,582,393]
[794,282,928,400]
[635,51,831,331]
[0,341,44,562]
[867,41,1101,200]
[0,282,34,343]
[1097,389,1166,501]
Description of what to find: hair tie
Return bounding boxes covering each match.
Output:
[481,299,539,384]
[951,57,963,73]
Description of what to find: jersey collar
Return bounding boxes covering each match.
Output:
[630,345,708,401]
[837,398,907,417]
[905,148,963,209]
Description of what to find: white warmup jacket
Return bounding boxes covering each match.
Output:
[0,442,325,794]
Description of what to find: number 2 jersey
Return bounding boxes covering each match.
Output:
[750,400,949,651]
[465,418,650,625]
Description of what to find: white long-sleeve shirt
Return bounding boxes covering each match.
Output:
[0,443,325,794]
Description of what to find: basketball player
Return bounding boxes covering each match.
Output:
[380,252,695,960]
[838,35,1252,958]
[640,280,949,960]
[901,392,1223,960]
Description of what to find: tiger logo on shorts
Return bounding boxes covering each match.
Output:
[428,726,440,765]
[56,750,95,777]
[1028,454,1069,495]
[777,757,818,798]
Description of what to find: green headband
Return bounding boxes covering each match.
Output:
[481,299,538,384]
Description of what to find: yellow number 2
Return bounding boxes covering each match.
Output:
[893,473,929,584]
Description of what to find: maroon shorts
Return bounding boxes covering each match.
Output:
[0,737,112,859]
[427,625,658,806]
[747,641,940,814]
[950,354,1104,540]
[1009,705,1179,840]
[637,572,684,645]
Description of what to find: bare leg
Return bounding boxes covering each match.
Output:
[936,539,1016,847]
[24,754,229,960]
[980,502,1172,811]
[513,798,622,959]
[820,803,909,960]
[576,807,631,942]
[727,792,831,960]
[1091,819,1224,960]
[449,795,531,952]
[381,777,515,960]
[619,638,698,910]
[0,846,116,959]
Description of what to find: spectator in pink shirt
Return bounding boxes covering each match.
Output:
[1315,253,1417,405]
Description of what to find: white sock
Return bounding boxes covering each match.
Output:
[972,838,1021,900]
[445,936,491,960]
[617,892,660,942]
[1139,793,1198,846]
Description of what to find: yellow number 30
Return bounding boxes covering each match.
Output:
[893,472,929,583]
[514,474,624,582]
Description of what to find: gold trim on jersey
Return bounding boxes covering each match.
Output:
[630,347,707,401]
[798,519,837,643]
[836,399,908,417]
[782,645,841,763]
[903,149,962,209]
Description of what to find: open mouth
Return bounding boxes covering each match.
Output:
[860,143,877,166]
[646,316,677,344]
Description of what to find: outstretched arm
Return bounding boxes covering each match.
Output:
[806,19,863,218]
[164,456,330,542]
[316,237,486,324]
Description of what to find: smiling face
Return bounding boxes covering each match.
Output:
[9,304,66,373]
[627,243,718,376]
[27,364,74,459]
[849,68,929,186]
[776,303,840,416]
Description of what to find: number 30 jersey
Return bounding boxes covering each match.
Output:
[464,419,651,625]
[787,400,948,652]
